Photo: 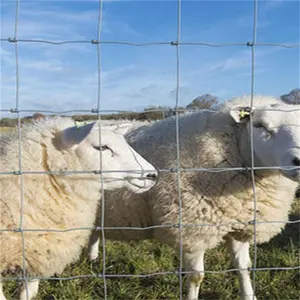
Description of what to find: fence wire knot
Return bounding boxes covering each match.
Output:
[94,170,103,175]
[248,219,256,225]
[8,37,17,43]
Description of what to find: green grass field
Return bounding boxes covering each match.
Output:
[3,198,299,300]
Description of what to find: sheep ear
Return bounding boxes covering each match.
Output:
[59,122,96,148]
[109,123,133,135]
[230,107,253,123]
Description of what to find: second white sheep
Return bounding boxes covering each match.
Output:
[89,95,300,300]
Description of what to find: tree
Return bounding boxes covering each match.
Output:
[280,89,300,104]
[186,94,219,110]
[143,105,171,112]
[32,112,46,121]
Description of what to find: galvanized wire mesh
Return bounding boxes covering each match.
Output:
[0,0,300,300]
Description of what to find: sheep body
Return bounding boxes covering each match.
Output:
[90,95,300,299]
[0,116,157,299]
[0,118,100,277]
[103,95,297,245]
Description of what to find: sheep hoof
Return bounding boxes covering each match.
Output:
[241,295,257,300]
[88,252,99,262]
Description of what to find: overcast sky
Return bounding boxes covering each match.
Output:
[1,0,299,118]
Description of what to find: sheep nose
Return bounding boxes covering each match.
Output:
[146,173,158,181]
[292,157,300,166]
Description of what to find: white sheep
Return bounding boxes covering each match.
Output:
[88,95,300,300]
[0,116,158,300]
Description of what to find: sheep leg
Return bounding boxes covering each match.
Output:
[19,279,39,300]
[226,237,256,300]
[0,280,7,300]
[88,230,100,261]
[184,249,205,300]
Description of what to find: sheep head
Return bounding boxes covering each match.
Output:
[52,120,158,193]
[230,104,300,182]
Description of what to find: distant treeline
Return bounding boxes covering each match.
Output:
[2,89,299,127]
[0,94,222,127]
[0,110,170,127]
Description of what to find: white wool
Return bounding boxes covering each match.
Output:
[88,95,300,300]
[0,116,157,300]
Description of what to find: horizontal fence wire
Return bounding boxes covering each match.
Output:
[1,37,300,48]
[1,107,300,115]
[0,0,299,299]
[1,218,300,234]
[0,166,299,176]
[2,265,300,283]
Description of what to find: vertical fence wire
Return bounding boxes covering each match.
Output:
[174,0,183,298]
[95,0,107,298]
[12,0,29,299]
[249,0,259,298]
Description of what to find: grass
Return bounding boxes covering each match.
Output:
[3,198,299,300]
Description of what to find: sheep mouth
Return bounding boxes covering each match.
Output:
[127,178,157,193]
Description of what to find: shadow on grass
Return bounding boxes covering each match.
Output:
[260,211,300,250]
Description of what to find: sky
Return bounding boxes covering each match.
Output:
[0,0,299,118]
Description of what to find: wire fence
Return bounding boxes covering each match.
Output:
[0,0,300,299]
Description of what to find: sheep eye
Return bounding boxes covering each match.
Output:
[253,122,266,129]
[254,123,273,138]
[254,123,269,132]
[93,145,111,151]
